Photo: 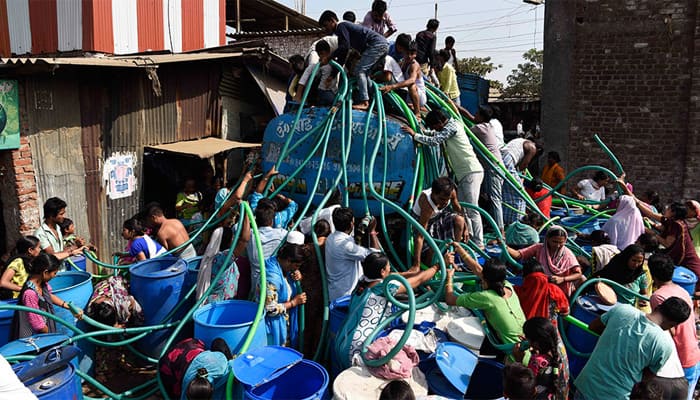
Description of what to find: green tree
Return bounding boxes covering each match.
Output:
[456,56,504,93]
[501,48,543,98]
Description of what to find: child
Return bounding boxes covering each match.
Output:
[11,253,83,339]
[59,218,79,248]
[512,317,569,400]
[175,178,203,223]
[284,54,306,113]
[0,236,41,299]
[119,218,166,261]
[503,363,536,399]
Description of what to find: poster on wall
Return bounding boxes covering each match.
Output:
[0,80,20,150]
[103,152,137,200]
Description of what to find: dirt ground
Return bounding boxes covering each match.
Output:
[82,346,162,399]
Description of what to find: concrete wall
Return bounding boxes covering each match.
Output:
[542,0,700,201]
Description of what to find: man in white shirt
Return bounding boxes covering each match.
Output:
[325,207,379,302]
[294,36,340,105]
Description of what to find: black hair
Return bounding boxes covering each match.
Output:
[29,253,60,275]
[88,301,117,326]
[589,229,611,246]
[185,368,213,400]
[123,218,145,236]
[592,170,608,183]
[426,18,439,30]
[522,258,544,276]
[521,212,543,229]
[437,49,450,62]
[257,198,276,211]
[595,244,645,285]
[503,363,535,400]
[545,226,567,240]
[328,188,342,206]
[315,39,331,54]
[379,380,415,400]
[524,177,543,192]
[407,40,417,54]
[657,296,691,325]
[477,105,493,121]
[43,197,67,219]
[362,252,389,280]
[431,176,455,196]
[547,151,561,163]
[395,33,411,50]
[641,190,659,213]
[255,206,275,227]
[424,109,448,129]
[523,317,563,397]
[15,236,40,256]
[482,259,507,296]
[147,205,165,217]
[342,11,356,22]
[59,218,74,235]
[630,380,665,400]
[648,253,675,283]
[278,242,305,263]
[313,220,332,238]
[211,337,233,360]
[332,207,355,232]
[289,54,305,75]
[272,196,287,214]
[319,10,338,26]
[636,232,659,253]
[667,202,687,220]
[445,36,455,46]
[371,0,387,14]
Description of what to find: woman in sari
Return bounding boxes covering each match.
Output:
[507,225,584,297]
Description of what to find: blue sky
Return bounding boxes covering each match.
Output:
[276,0,544,84]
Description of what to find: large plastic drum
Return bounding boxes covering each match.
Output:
[130,257,187,358]
[672,266,697,297]
[262,108,416,216]
[0,299,17,346]
[245,359,328,400]
[329,295,350,378]
[67,255,86,272]
[193,300,267,354]
[51,271,93,337]
[11,347,82,400]
[566,295,614,378]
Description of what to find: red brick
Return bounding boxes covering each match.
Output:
[13,158,31,167]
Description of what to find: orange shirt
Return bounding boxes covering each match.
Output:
[541,163,565,193]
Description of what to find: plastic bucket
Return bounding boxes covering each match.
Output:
[12,346,82,399]
[566,295,613,378]
[673,266,697,297]
[130,257,187,358]
[328,295,350,378]
[51,271,93,337]
[184,256,202,290]
[193,300,267,354]
[67,255,86,272]
[0,299,17,346]
[245,359,328,400]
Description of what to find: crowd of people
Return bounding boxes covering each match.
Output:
[1,2,700,400]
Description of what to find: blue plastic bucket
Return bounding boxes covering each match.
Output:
[246,359,328,400]
[567,295,613,378]
[51,271,93,337]
[328,295,350,378]
[193,300,267,354]
[130,257,187,358]
[673,266,697,297]
[0,299,17,346]
[12,346,82,399]
[67,255,86,271]
[184,256,202,290]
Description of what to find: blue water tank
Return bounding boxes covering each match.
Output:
[262,107,417,216]
[457,73,490,116]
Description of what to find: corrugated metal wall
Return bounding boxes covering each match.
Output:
[23,77,90,243]
[17,62,224,255]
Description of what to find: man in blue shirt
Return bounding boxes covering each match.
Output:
[318,10,388,111]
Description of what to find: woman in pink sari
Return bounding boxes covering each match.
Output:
[507,225,584,297]
[602,195,645,250]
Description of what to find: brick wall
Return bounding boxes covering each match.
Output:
[544,0,700,201]
[12,136,40,235]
